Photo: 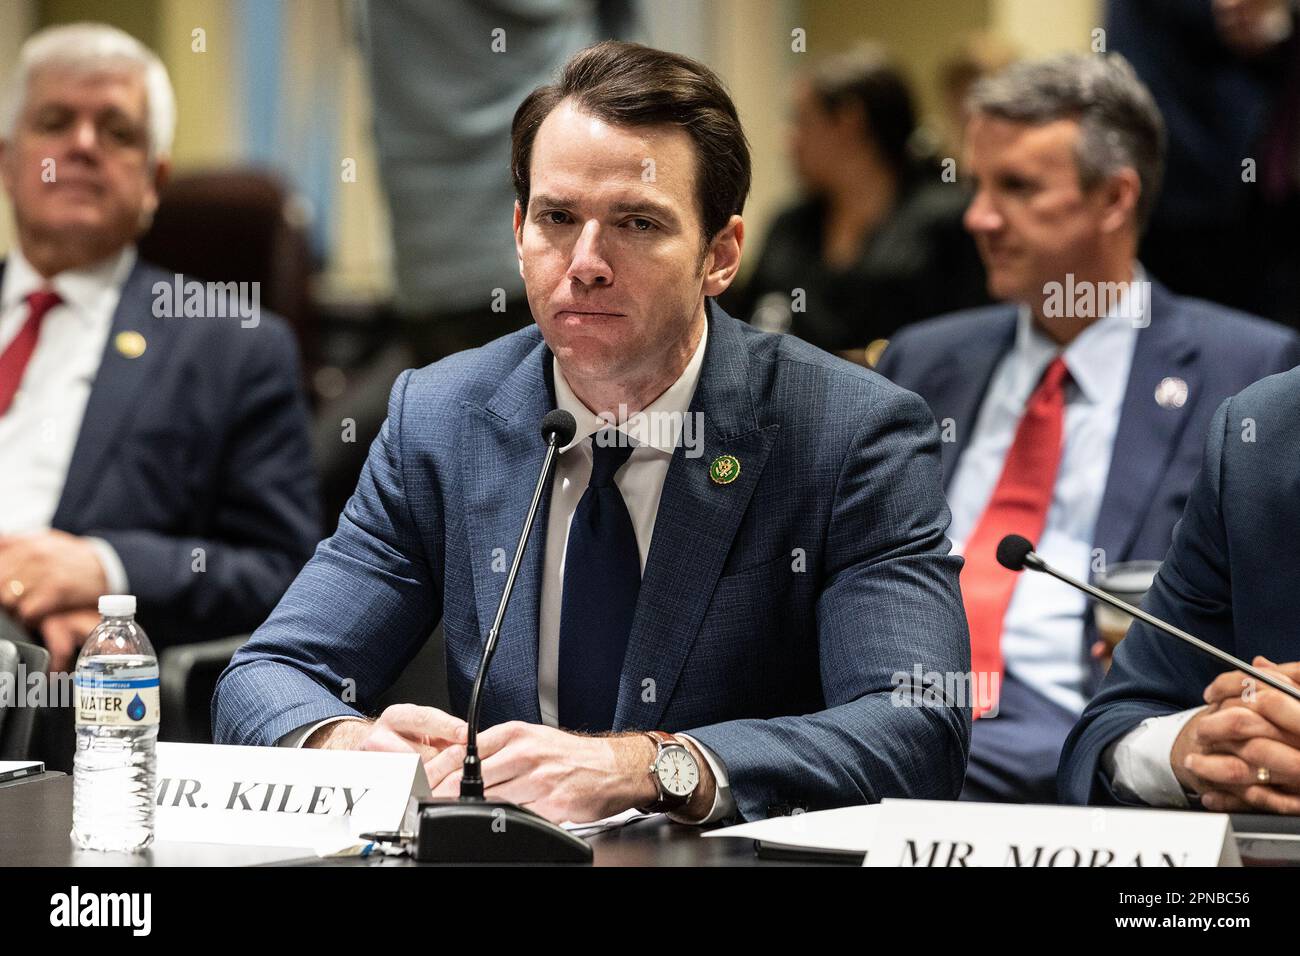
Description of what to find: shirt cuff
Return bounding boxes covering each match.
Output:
[278,716,367,748]
[1102,706,1204,807]
[673,733,736,825]
[86,537,129,594]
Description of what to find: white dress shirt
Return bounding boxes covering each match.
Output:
[946,277,1141,715]
[1102,705,1201,807]
[286,321,735,823]
[0,246,134,591]
[943,268,1197,805]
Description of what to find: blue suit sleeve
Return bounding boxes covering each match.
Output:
[212,369,442,747]
[684,387,972,820]
[95,318,320,646]
[1058,397,1235,804]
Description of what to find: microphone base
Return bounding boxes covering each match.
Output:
[414,798,593,864]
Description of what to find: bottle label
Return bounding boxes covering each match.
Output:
[74,675,160,727]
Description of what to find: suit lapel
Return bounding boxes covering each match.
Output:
[1092,282,1199,567]
[461,333,555,724]
[52,261,173,527]
[937,311,1016,488]
[614,304,778,729]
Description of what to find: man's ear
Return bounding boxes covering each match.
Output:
[0,138,13,197]
[1098,167,1140,235]
[152,155,171,193]
[138,156,171,231]
[513,200,526,278]
[701,215,744,297]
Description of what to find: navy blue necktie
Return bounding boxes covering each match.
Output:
[557,432,640,732]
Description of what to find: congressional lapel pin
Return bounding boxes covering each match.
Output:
[1154,376,1187,409]
[115,331,147,359]
[709,454,740,485]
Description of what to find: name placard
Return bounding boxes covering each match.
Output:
[154,743,431,850]
[864,799,1240,867]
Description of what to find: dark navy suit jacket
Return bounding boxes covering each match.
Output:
[213,303,972,821]
[0,257,321,649]
[1060,367,1300,804]
[876,281,1298,799]
[878,282,1298,615]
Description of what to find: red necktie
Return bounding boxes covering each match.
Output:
[961,356,1069,717]
[0,289,62,417]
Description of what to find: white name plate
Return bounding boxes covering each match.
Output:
[154,743,430,850]
[865,799,1240,867]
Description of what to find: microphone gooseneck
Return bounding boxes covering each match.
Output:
[995,535,1300,704]
[460,409,577,799]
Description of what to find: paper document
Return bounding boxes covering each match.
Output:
[562,808,658,835]
[703,804,880,853]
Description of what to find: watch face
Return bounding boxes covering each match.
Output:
[655,746,699,797]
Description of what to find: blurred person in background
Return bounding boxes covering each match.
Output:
[358,0,637,365]
[937,32,1019,158]
[0,24,318,689]
[1109,0,1300,326]
[725,44,987,360]
[877,53,1299,804]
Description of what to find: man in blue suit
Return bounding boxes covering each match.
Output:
[876,53,1299,803]
[214,41,971,825]
[1060,368,1300,814]
[0,24,319,669]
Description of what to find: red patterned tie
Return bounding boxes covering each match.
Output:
[961,356,1069,717]
[0,289,62,417]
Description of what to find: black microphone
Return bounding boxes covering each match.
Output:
[415,409,592,863]
[459,410,576,798]
[996,534,1300,703]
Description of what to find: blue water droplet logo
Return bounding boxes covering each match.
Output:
[126,693,147,721]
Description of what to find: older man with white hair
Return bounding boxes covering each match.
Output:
[0,23,319,697]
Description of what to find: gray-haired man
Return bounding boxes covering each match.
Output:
[876,53,1300,803]
[0,23,318,709]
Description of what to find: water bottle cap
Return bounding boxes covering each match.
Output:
[98,594,136,617]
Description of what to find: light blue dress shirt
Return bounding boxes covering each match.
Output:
[946,278,1143,715]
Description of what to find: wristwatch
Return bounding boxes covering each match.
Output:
[639,730,700,813]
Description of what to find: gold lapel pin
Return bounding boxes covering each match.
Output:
[709,454,740,485]
[115,331,147,359]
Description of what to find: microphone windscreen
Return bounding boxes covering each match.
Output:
[996,534,1034,571]
[540,409,578,448]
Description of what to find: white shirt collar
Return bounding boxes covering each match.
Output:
[1,245,137,326]
[552,319,708,455]
[1015,263,1147,405]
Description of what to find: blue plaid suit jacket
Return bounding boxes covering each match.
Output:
[213,302,971,820]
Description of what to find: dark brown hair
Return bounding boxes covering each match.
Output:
[809,44,919,180]
[511,41,751,248]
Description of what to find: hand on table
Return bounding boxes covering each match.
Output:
[424,721,715,825]
[421,721,657,824]
[307,704,468,764]
[1172,658,1300,814]
[309,707,716,825]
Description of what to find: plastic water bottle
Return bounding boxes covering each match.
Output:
[72,595,159,852]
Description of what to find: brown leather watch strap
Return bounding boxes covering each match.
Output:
[641,731,692,812]
[644,730,678,748]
